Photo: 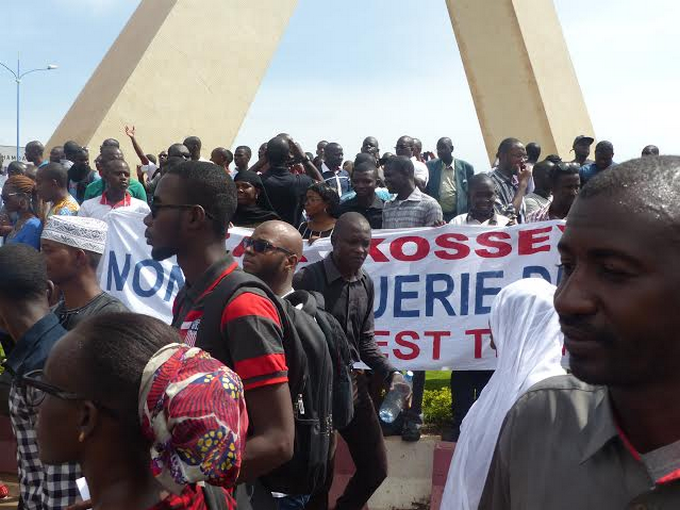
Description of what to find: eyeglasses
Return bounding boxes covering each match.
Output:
[149,202,215,220]
[21,369,118,416]
[21,369,85,408]
[243,237,294,256]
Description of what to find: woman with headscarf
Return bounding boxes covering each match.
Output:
[23,312,248,510]
[2,175,43,249]
[232,171,280,228]
[441,278,566,510]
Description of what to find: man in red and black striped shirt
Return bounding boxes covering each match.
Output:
[143,160,295,485]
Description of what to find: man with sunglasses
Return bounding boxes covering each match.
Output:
[242,221,302,298]
[0,244,80,510]
[144,161,295,494]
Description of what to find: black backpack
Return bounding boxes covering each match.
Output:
[197,268,332,495]
[285,289,354,430]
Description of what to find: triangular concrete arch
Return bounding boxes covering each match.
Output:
[47,0,592,163]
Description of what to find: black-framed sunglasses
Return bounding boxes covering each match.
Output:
[20,369,117,417]
[243,236,294,256]
[149,202,215,220]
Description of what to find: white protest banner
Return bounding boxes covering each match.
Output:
[100,210,565,370]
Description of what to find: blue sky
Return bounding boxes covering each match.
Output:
[2,0,679,170]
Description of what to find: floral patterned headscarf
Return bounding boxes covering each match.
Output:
[138,343,248,494]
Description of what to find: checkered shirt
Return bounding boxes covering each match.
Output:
[9,381,81,510]
[489,168,527,222]
[382,187,443,228]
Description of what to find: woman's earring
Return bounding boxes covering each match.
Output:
[78,431,85,443]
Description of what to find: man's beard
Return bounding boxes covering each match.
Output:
[151,246,177,261]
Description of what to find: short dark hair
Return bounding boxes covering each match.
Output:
[544,154,562,164]
[550,162,580,185]
[307,182,340,216]
[183,136,201,150]
[41,162,69,189]
[7,161,27,177]
[146,154,157,165]
[265,136,290,167]
[165,161,237,237]
[352,162,378,179]
[71,313,178,436]
[385,155,414,179]
[354,153,377,167]
[0,244,48,301]
[497,137,522,156]
[212,147,233,164]
[63,141,81,158]
[595,140,614,153]
[468,173,495,191]
[26,140,44,156]
[101,138,120,149]
[235,146,252,159]
[526,142,541,162]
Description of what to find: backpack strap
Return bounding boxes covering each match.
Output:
[196,270,246,366]
[197,268,304,394]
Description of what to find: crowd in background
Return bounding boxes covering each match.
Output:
[0,127,676,510]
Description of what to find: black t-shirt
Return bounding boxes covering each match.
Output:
[262,166,314,226]
[337,194,385,229]
[53,292,129,330]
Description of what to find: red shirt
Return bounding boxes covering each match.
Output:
[171,254,288,391]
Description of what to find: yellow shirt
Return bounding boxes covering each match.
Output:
[438,159,457,213]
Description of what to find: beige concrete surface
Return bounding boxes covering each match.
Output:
[446,0,594,164]
[368,436,436,510]
[47,0,298,157]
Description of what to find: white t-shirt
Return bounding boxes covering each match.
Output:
[141,163,159,180]
[78,193,150,221]
[449,212,510,227]
[412,157,429,185]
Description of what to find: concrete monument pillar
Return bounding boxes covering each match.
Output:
[445,0,594,164]
[47,0,298,156]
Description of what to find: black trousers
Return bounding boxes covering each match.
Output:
[306,372,388,510]
[449,370,494,440]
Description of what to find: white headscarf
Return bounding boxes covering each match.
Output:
[441,278,565,510]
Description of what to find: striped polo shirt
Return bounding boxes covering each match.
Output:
[171,254,288,391]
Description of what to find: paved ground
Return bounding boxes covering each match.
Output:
[0,473,18,509]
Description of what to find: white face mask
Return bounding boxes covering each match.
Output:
[9,211,18,223]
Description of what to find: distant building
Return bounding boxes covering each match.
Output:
[0,145,26,172]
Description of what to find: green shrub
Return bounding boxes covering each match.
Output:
[422,387,452,427]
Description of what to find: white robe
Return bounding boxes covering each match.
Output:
[441,278,566,509]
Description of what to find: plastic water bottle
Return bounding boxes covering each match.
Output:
[379,371,413,424]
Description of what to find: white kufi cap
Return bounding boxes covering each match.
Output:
[41,215,108,254]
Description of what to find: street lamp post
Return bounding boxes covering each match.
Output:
[0,56,58,162]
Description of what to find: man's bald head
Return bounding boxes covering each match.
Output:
[333,212,371,240]
[244,220,303,295]
[255,221,304,259]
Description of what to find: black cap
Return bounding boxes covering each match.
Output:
[573,135,595,147]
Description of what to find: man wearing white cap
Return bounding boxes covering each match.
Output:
[41,215,128,330]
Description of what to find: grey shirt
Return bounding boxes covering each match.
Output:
[480,375,680,509]
[53,292,129,330]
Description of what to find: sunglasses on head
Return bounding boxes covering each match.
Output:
[243,236,294,256]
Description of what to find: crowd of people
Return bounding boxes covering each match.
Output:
[0,127,677,510]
